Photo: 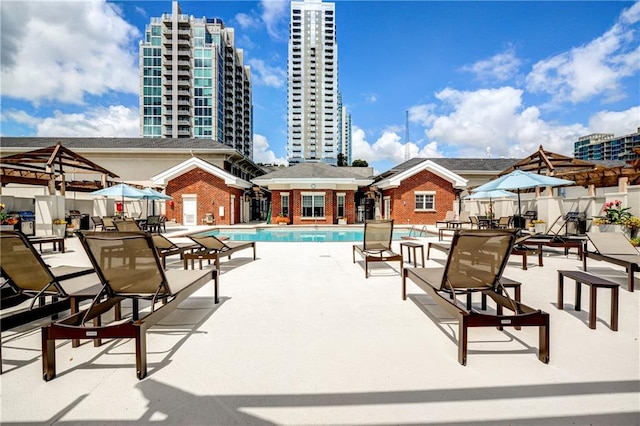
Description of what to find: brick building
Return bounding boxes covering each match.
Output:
[373,159,468,225]
[252,163,372,225]
[152,157,253,225]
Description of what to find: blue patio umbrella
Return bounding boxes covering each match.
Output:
[472,170,575,227]
[140,187,172,215]
[90,183,147,215]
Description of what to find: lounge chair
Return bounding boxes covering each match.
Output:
[184,234,257,276]
[402,229,550,365]
[0,230,101,373]
[352,219,403,278]
[583,232,639,292]
[152,234,199,269]
[436,211,456,228]
[41,231,217,380]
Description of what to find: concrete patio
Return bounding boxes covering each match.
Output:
[1,227,639,425]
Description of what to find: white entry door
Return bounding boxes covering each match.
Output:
[183,196,197,226]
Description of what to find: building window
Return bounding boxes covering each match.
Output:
[415,191,435,211]
[336,193,345,217]
[302,193,325,218]
[281,193,290,217]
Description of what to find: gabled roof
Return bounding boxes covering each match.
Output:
[152,157,252,189]
[0,136,236,152]
[252,163,373,187]
[375,157,519,182]
[374,159,468,189]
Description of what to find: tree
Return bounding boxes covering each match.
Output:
[337,153,348,167]
[352,159,369,167]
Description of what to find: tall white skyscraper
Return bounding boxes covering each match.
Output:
[287,0,338,165]
[139,1,253,159]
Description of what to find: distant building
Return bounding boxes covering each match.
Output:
[574,128,640,161]
[287,0,339,165]
[139,1,253,159]
[337,92,352,166]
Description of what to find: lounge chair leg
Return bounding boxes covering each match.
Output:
[70,297,81,348]
[539,314,550,363]
[402,268,407,300]
[42,327,56,381]
[458,318,468,365]
[135,326,147,380]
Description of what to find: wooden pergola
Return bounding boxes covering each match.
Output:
[497,145,640,191]
[0,143,119,194]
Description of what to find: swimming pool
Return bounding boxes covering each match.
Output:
[195,227,412,242]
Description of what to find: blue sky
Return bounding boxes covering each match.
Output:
[1,0,639,173]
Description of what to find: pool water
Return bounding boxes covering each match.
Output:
[197,227,412,242]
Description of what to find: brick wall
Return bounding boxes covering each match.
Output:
[384,169,457,225]
[165,168,243,225]
[271,189,356,225]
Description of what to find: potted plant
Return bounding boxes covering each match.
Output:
[0,203,18,231]
[621,216,640,239]
[531,219,546,234]
[273,214,290,225]
[52,218,67,237]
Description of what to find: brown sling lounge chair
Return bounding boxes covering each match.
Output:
[151,234,199,269]
[402,229,550,365]
[353,220,403,278]
[41,231,217,380]
[583,232,639,292]
[184,235,257,276]
[0,230,101,373]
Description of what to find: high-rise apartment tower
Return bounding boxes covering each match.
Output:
[337,92,352,165]
[287,0,339,165]
[139,1,253,159]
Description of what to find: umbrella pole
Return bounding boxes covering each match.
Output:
[517,189,522,229]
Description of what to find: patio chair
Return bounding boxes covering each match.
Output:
[583,232,639,292]
[436,211,456,228]
[184,234,257,277]
[352,220,403,278]
[0,230,101,373]
[402,229,550,365]
[101,216,117,231]
[114,219,142,232]
[41,231,217,380]
[151,234,199,269]
[144,215,161,233]
[496,216,512,229]
[90,216,103,231]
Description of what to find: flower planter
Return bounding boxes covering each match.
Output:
[598,224,624,233]
[52,224,66,237]
[534,224,546,234]
[0,224,15,231]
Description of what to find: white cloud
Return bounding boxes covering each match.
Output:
[425,86,587,158]
[588,106,640,135]
[461,48,522,82]
[253,133,288,165]
[351,126,442,166]
[235,12,261,30]
[526,2,640,104]
[247,58,287,88]
[1,0,140,105]
[13,105,140,137]
[260,0,289,40]
[363,93,378,104]
[408,104,437,127]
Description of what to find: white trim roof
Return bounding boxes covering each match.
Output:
[375,159,468,189]
[152,157,252,189]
